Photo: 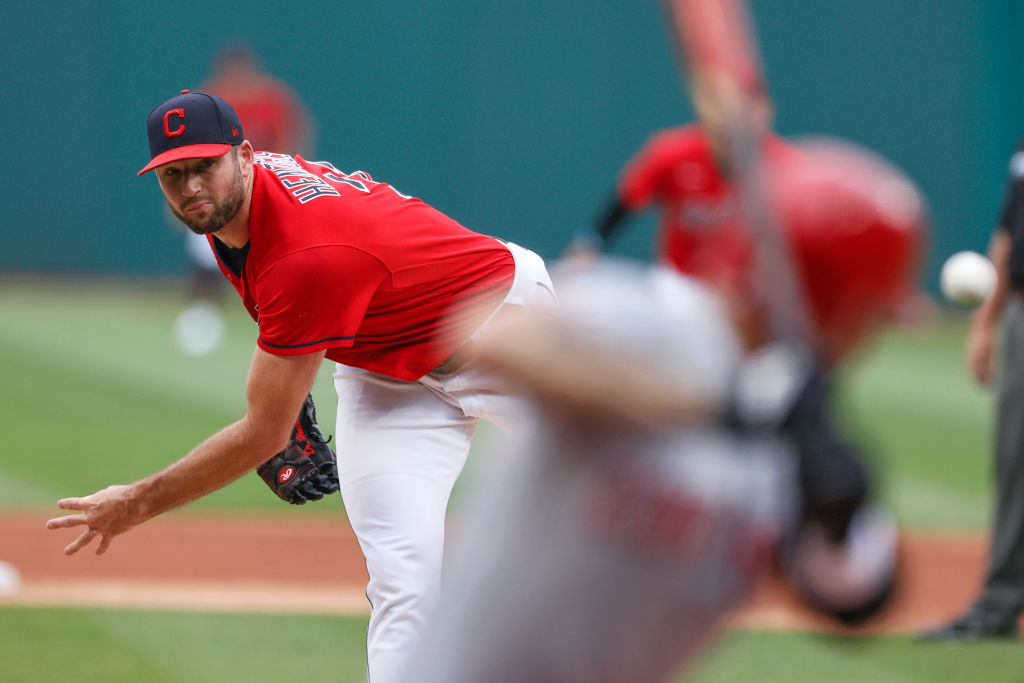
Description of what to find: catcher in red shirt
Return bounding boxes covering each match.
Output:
[46,90,553,683]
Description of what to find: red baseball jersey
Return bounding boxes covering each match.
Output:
[202,76,310,154]
[617,124,797,293]
[222,83,306,152]
[213,153,515,380]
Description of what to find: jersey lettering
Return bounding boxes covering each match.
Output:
[254,153,419,205]
[255,153,341,204]
[330,175,370,193]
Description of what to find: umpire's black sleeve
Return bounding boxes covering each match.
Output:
[1001,140,1024,289]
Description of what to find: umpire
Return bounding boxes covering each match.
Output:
[922,140,1024,640]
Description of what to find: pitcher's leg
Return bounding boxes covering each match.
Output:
[334,365,476,682]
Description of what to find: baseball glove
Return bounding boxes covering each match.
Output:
[257,394,339,505]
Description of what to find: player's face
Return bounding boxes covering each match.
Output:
[157,149,246,235]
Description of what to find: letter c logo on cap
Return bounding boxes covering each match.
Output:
[163,108,185,138]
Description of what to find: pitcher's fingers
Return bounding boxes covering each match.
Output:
[45,515,89,530]
[64,529,98,555]
[96,535,113,556]
[56,498,87,510]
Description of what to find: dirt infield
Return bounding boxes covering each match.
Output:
[1,509,1014,634]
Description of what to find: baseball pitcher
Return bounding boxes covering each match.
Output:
[46,89,554,683]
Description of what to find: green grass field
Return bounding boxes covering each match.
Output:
[1,277,1021,682]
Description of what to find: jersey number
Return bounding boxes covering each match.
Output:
[310,161,413,200]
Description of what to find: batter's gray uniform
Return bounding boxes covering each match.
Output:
[407,261,799,682]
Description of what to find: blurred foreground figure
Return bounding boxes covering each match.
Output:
[408,138,927,682]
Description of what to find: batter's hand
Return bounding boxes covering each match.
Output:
[45,484,140,556]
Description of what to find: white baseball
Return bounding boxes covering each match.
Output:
[940,251,996,306]
[0,561,21,595]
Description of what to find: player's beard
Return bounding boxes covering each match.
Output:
[173,160,246,235]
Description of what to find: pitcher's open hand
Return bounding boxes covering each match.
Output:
[45,484,139,556]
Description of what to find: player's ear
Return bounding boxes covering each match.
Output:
[237,140,255,175]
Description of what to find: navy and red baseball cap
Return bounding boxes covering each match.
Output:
[138,90,244,175]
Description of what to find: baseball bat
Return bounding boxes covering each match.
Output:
[663,0,813,350]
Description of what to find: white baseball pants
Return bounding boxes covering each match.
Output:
[332,242,553,683]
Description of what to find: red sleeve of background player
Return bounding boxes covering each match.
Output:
[617,126,705,210]
[254,246,389,356]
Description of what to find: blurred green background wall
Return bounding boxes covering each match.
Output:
[2,1,1022,289]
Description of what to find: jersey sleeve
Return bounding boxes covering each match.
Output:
[617,128,701,210]
[253,245,390,356]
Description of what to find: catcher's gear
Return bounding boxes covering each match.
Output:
[257,394,339,504]
[724,349,871,543]
[787,502,899,625]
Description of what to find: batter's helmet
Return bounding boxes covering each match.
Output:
[764,137,927,360]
